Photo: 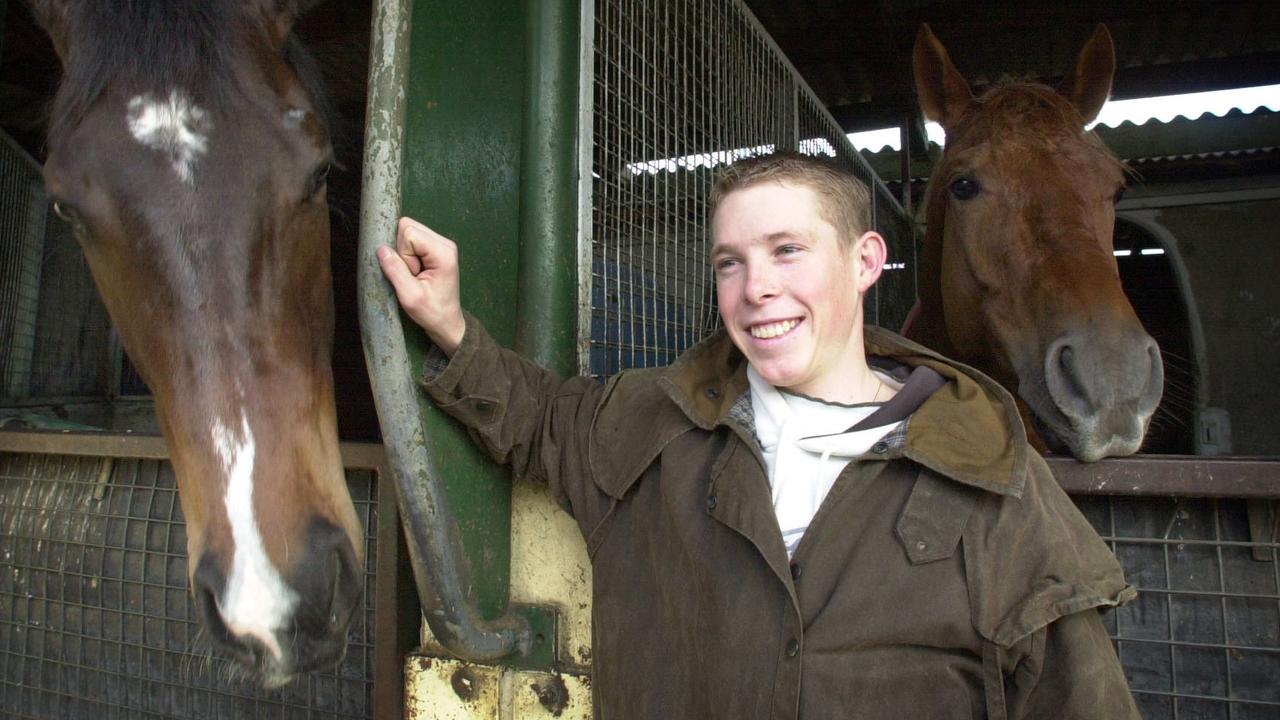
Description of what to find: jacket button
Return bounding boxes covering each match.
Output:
[785,638,799,657]
[475,399,495,413]
[706,494,717,511]
[871,441,888,454]
[705,387,721,400]
[790,563,802,580]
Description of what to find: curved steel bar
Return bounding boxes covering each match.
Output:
[356,0,529,661]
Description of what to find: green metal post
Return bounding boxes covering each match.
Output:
[516,0,581,376]
[369,0,581,668]
[400,0,529,620]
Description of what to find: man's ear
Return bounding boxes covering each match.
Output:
[853,231,887,294]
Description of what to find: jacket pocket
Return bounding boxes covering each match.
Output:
[894,467,981,564]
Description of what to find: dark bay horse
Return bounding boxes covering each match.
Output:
[907,24,1163,462]
[32,0,362,686]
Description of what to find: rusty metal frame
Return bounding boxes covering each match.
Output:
[1046,455,1280,499]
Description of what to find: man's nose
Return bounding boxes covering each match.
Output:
[745,264,778,304]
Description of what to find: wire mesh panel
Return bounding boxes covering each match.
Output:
[0,129,116,406]
[0,452,377,719]
[795,88,917,331]
[586,0,913,378]
[1074,494,1280,719]
[0,130,48,400]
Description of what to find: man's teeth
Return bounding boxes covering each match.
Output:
[750,319,798,339]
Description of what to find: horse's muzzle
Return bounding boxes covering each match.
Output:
[191,520,363,685]
[1038,329,1164,461]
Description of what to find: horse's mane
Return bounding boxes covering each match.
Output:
[47,0,331,142]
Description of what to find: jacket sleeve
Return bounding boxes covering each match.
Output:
[963,452,1140,719]
[418,312,615,534]
[1005,609,1140,719]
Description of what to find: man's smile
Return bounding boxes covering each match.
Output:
[749,318,802,339]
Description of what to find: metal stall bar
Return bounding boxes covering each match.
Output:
[358,0,532,665]
[360,0,584,670]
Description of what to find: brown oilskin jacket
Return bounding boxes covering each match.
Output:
[423,315,1140,720]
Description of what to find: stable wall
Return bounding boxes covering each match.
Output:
[1120,173,1280,456]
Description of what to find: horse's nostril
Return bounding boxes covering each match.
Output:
[191,554,260,661]
[292,521,363,640]
[192,555,227,631]
[327,540,363,632]
[281,526,362,674]
[1045,337,1097,419]
[1058,345,1074,374]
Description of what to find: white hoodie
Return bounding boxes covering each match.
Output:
[748,365,904,557]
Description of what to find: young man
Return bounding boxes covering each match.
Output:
[377,152,1139,719]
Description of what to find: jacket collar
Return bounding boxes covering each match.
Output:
[658,325,1030,498]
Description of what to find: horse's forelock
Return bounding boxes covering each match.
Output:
[974,83,1084,134]
[960,82,1126,177]
[47,1,326,144]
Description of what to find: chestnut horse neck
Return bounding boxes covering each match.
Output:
[908,23,1163,462]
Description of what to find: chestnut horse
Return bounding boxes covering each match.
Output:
[906,24,1163,462]
[32,0,362,686]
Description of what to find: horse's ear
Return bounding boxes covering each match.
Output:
[255,0,322,52]
[913,23,973,131]
[1058,24,1115,126]
[28,0,71,63]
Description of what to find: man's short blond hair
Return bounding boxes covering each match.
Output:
[708,152,873,247]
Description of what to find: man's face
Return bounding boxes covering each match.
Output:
[711,181,878,401]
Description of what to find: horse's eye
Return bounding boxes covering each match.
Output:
[307,161,332,200]
[948,177,981,201]
[1113,187,1126,204]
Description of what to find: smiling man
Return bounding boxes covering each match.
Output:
[378,151,1139,719]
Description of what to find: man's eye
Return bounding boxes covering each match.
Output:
[777,245,801,255]
[714,258,738,271]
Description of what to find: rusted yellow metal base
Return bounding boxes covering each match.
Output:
[418,482,594,667]
[405,657,593,719]
[409,482,595,717]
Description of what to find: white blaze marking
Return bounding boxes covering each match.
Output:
[212,412,296,661]
[127,90,210,183]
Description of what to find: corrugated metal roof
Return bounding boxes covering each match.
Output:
[858,107,1280,183]
[1096,107,1278,163]
[743,0,1280,133]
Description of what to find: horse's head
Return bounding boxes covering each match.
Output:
[911,24,1163,462]
[33,0,362,685]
